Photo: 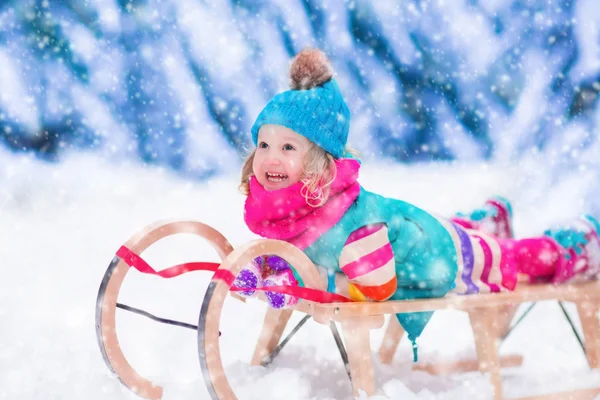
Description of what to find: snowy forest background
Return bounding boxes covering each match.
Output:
[2,0,600,215]
[3,1,600,399]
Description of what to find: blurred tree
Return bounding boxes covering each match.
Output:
[0,0,598,176]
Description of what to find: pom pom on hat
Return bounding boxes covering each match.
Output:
[289,48,334,90]
[251,48,350,158]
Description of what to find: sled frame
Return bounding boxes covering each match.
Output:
[96,219,600,400]
[199,240,600,400]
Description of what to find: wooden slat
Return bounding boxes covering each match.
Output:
[341,317,377,397]
[312,281,600,320]
[250,308,293,366]
[577,301,600,369]
[511,387,600,400]
[413,354,523,375]
[378,317,404,365]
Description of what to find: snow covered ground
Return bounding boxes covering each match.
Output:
[1,151,599,399]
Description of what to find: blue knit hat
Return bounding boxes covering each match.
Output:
[251,49,350,159]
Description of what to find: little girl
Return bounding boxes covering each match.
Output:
[233,48,600,353]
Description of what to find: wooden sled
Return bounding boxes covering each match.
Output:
[95,220,235,400]
[377,295,600,400]
[96,219,600,400]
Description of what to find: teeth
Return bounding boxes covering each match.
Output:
[266,172,287,183]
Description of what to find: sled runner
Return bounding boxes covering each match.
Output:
[96,219,600,400]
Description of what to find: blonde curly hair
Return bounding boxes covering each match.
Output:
[239,143,357,208]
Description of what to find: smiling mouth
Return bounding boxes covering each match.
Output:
[266,172,288,183]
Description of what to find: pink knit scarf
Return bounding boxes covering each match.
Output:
[244,158,361,249]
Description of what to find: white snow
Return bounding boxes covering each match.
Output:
[1,150,599,399]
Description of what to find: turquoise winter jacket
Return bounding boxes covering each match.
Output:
[302,187,458,353]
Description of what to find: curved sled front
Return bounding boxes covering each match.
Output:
[96,220,233,400]
[198,239,326,400]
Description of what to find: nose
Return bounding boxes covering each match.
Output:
[265,152,282,166]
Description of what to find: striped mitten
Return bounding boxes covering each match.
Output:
[340,223,397,301]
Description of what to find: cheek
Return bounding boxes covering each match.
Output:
[286,157,304,178]
[252,155,262,175]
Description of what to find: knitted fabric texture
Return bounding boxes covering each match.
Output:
[251,79,350,158]
[244,158,360,249]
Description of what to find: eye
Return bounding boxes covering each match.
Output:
[258,142,269,149]
[283,144,295,151]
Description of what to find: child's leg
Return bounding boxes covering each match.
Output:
[453,229,563,292]
[497,236,563,282]
[542,215,600,283]
[463,230,518,293]
[452,196,514,238]
[496,214,600,283]
[448,222,518,294]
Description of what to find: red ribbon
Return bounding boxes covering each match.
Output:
[116,246,220,278]
[116,246,354,304]
[229,284,354,303]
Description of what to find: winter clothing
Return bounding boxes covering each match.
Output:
[452,196,514,238]
[440,221,517,295]
[241,163,600,356]
[263,269,299,309]
[233,255,299,309]
[242,48,600,360]
[232,258,263,297]
[339,223,397,301]
[539,215,600,283]
[300,187,459,299]
[453,210,600,286]
[244,158,519,349]
[299,184,520,346]
[244,158,361,250]
[251,79,350,159]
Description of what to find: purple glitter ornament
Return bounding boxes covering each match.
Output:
[266,255,291,272]
[264,283,286,309]
[263,269,299,309]
[253,256,264,268]
[232,260,262,296]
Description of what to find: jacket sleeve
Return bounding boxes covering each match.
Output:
[339,223,397,301]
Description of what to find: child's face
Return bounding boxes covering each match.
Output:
[253,124,310,191]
